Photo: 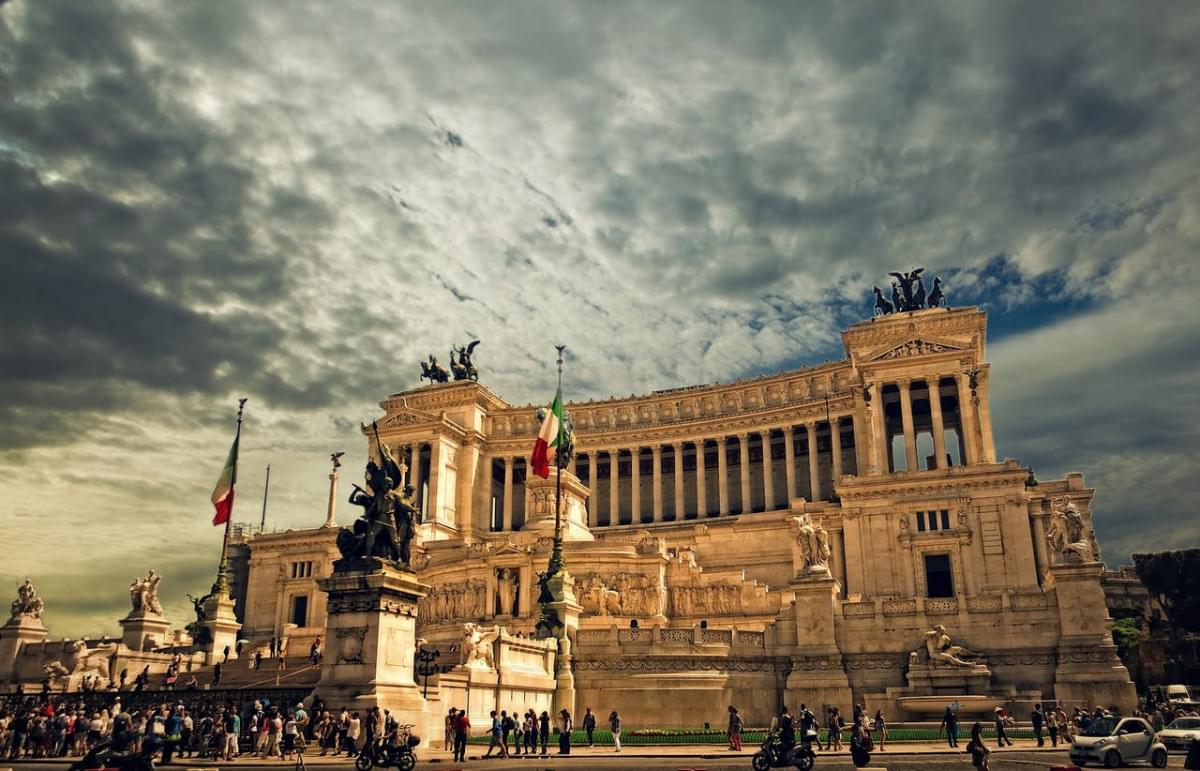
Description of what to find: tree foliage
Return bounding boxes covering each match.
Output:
[1133,548,1200,634]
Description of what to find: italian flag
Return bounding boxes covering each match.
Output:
[530,386,564,479]
[211,431,240,526]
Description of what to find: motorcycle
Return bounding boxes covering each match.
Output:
[69,740,155,771]
[752,729,817,771]
[354,730,421,771]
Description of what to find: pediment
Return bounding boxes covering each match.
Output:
[868,337,965,362]
[378,400,441,427]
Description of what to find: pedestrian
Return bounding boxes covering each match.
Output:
[223,645,230,663]
[609,710,622,753]
[1032,703,1045,747]
[213,662,222,687]
[254,650,263,670]
[269,637,277,658]
[582,706,596,747]
[500,710,513,757]
[484,710,504,758]
[873,709,887,750]
[829,707,844,751]
[452,708,470,763]
[968,721,991,771]
[993,708,1013,747]
[443,708,455,752]
[1184,737,1200,771]
[539,710,550,755]
[728,706,743,751]
[512,711,524,756]
[557,708,572,755]
[1047,705,1059,747]
[525,711,537,754]
[941,705,959,748]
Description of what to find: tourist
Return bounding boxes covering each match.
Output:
[728,705,743,751]
[309,637,322,665]
[212,662,222,687]
[443,708,455,752]
[968,721,990,771]
[993,707,1013,747]
[1056,706,1072,743]
[873,709,887,750]
[161,706,182,764]
[500,709,514,755]
[512,710,524,755]
[1046,704,1059,747]
[484,709,505,758]
[849,718,871,768]
[539,710,550,755]
[452,708,470,763]
[829,707,844,751]
[557,708,572,755]
[281,711,299,760]
[525,710,537,754]
[254,650,264,670]
[179,708,193,758]
[582,706,596,746]
[1032,703,1045,746]
[347,711,361,753]
[609,710,622,753]
[939,705,959,747]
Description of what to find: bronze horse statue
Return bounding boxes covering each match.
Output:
[420,355,450,384]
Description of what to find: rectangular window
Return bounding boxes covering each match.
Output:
[290,595,309,627]
[924,554,954,598]
[916,512,925,532]
[941,510,950,530]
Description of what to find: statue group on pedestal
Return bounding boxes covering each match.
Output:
[336,422,417,569]
[8,578,44,622]
[128,570,163,616]
[420,339,480,384]
[873,267,947,316]
[790,513,832,574]
[913,623,983,668]
[461,622,498,670]
[1046,496,1094,564]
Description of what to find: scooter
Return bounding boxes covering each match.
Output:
[751,729,817,771]
[354,729,421,771]
[68,740,155,771]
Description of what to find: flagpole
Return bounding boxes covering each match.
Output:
[214,397,247,594]
[260,464,271,533]
[553,345,565,563]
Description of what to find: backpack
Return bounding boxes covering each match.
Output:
[502,716,514,732]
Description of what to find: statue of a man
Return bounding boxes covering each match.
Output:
[1047,497,1093,563]
[921,624,980,667]
[791,513,831,573]
[9,578,43,620]
[497,569,519,616]
[144,570,163,615]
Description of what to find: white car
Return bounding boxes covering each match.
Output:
[1070,716,1168,768]
[1160,715,1200,753]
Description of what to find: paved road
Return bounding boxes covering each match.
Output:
[1,748,1189,771]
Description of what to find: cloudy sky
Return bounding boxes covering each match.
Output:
[2,1,1198,637]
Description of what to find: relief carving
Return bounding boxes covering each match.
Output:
[418,578,488,624]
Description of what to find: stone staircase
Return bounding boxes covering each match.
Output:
[190,655,322,690]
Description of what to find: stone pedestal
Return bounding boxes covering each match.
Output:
[314,561,432,736]
[904,658,993,694]
[522,468,594,542]
[1045,562,1137,712]
[119,611,170,653]
[785,573,852,711]
[201,591,242,664]
[0,615,48,682]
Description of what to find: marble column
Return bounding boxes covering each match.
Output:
[830,417,843,489]
[630,447,642,524]
[672,442,685,520]
[806,423,821,501]
[783,426,797,502]
[609,449,620,526]
[695,440,708,517]
[738,433,751,514]
[898,380,919,471]
[928,380,949,469]
[956,373,980,465]
[977,375,997,463]
[761,430,775,511]
[869,389,888,474]
[832,528,847,596]
[426,439,443,524]
[652,445,663,522]
[717,437,730,516]
[411,443,425,520]
[502,456,514,531]
[588,453,599,526]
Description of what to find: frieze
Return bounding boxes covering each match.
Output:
[328,595,418,616]
[792,655,844,672]
[1009,593,1050,611]
[844,654,904,671]
[417,578,488,624]
[574,657,789,673]
[965,596,1002,612]
[871,338,964,361]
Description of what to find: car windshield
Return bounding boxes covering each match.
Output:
[1081,718,1119,736]
[1169,718,1200,729]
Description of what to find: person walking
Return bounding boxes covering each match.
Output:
[993,708,1013,748]
[609,710,622,753]
[728,706,743,751]
[452,709,470,763]
[525,711,537,755]
[1032,703,1045,747]
[1047,705,1059,747]
[940,705,959,748]
[557,709,572,755]
[828,707,844,751]
[538,711,550,755]
[582,707,596,747]
[483,710,504,758]
[873,709,887,751]
[443,709,455,752]
[512,711,524,756]
[968,721,991,771]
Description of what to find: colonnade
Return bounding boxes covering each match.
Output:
[873,372,992,473]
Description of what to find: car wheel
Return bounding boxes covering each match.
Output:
[1151,749,1167,768]
[1103,749,1121,768]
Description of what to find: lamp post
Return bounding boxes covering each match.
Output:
[415,646,441,699]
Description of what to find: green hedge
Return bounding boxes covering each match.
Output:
[468,726,1037,745]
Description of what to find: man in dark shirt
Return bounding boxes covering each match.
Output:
[779,707,796,752]
[1032,704,1045,747]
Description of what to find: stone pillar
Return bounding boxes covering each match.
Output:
[806,423,821,501]
[832,528,847,595]
[502,457,514,531]
[929,381,949,469]
[587,453,599,526]
[456,441,479,539]
[568,454,577,478]
[315,564,433,732]
[672,442,685,520]
[0,614,48,684]
[898,380,919,471]
[695,440,708,517]
[1031,515,1050,583]
[427,439,443,523]
[120,610,170,654]
[608,449,620,526]
[956,373,980,465]
[411,443,425,520]
[324,469,339,527]
[652,446,664,522]
[869,388,888,474]
[761,431,775,511]
[738,433,751,514]
[830,418,843,490]
[630,447,642,524]
[785,573,852,714]
[717,437,730,515]
[977,374,997,462]
[201,590,242,664]
[783,427,797,501]
[1044,563,1137,712]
